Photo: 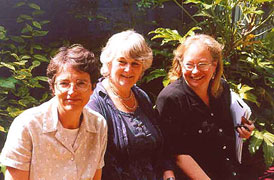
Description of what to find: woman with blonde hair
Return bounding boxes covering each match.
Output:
[156,34,254,180]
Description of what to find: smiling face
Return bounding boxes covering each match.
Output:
[108,57,143,90]
[53,65,93,114]
[181,42,217,92]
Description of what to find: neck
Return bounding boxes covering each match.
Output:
[192,86,210,106]
[107,78,132,99]
[58,109,82,129]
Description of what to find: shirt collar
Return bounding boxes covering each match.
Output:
[42,97,98,133]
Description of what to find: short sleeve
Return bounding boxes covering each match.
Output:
[97,118,107,169]
[0,115,32,171]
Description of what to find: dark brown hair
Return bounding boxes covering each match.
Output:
[47,44,100,91]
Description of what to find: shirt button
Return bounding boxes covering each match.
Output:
[223,145,227,150]
[226,157,230,161]
[210,113,214,116]
[71,157,74,161]
[198,129,202,134]
[219,128,223,133]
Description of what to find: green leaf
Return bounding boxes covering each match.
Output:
[21,27,30,34]
[249,130,263,154]
[19,14,33,21]
[14,70,32,80]
[0,126,6,132]
[14,60,28,66]
[21,35,32,39]
[0,77,18,89]
[35,76,48,82]
[262,130,274,167]
[40,20,50,25]
[10,53,20,60]
[32,21,41,29]
[163,78,170,87]
[32,10,45,16]
[7,107,24,118]
[40,92,49,103]
[21,55,31,60]
[10,36,24,43]
[32,44,42,50]
[0,62,15,71]
[15,2,26,7]
[28,3,40,10]
[29,60,41,71]
[33,30,48,37]
[143,69,167,83]
[26,23,33,32]
[33,54,48,62]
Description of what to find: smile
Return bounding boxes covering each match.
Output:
[191,76,203,80]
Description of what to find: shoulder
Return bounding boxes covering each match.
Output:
[83,107,107,133]
[11,99,54,129]
[157,79,186,103]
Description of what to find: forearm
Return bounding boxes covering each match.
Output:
[5,167,29,180]
[176,155,210,180]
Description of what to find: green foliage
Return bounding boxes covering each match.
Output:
[146,0,274,167]
[0,1,51,131]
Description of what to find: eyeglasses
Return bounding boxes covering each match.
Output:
[55,80,90,93]
[183,62,212,71]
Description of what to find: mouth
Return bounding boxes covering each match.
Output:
[66,99,80,103]
[121,74,134,79]
[191,76,203,80]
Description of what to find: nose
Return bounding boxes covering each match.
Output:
[191,65,199,74]
[124,64,131,72]
[67,83,77,94]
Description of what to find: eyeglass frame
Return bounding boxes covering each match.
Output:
[182,61,213,71]
[54,79,91,93]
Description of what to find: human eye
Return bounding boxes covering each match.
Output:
[58,81,69,88]
[185,63,194,68]
[118,59,127,65]
[76,80,88,88]
[198,62,210,67]
[132,61,141,67]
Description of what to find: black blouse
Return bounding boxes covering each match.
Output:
[156,77,240,180]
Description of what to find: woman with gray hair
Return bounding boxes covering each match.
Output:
[87,30,163,180]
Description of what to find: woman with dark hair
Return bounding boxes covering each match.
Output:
[86,30,163,180]
[0,44,107,180]
[156,34,255,180]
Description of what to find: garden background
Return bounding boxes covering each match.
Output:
[0,0,273,179]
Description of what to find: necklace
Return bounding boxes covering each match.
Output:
[108,80,133,101]
[108,80,137,111]
[120,94,137,111]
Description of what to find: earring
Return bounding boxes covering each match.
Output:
[212,73,216,80]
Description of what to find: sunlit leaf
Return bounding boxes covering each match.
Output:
[34,54,48,62]
[33,30,48,37]
[249,130,263,154]
[0,126,6,132]
[28,3,40,10]
[35,76,48,82]
[0,62,15,71]
[32,21,41,29]
[14,60,28,66]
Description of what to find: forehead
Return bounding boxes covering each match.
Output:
[55,64,90,81]
[183,43,212,62]
[116,57,142,63]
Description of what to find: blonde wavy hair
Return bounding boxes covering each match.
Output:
[168,34,224,97]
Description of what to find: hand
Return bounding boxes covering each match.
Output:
[236,116,255,139]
